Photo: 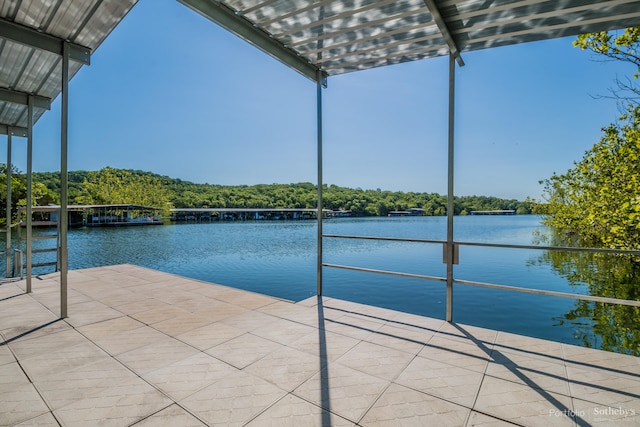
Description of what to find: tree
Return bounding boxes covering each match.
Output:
[0,164,26,226]
[540,106,640,250]
[574,27,640,106]
[0,165,59,226]
[537,30,640,355]
[77,167,174,215]
[540,28,640,249]
[33,167,529,217]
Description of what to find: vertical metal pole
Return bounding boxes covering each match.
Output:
[6,130,12,277]
[60,42,69,318]
[445,53,456,322]
[26,97,33,292]
[316,74,324,296]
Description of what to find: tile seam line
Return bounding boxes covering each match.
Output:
[385,379,477,421]
[484,355,640,405]
[326,316,450,356]
[288,363,373,426]
[3,347,57,426]
[354,348,425,425]
[465,344,527,427]
[68,303,254,425]
[560,342,580,427]
[467,334,495,420]
[286,389,357,426]
[492,336,640,379]
[70,312,241,420]
[240,392,290,426]
[129,402,210,427]
[2,315,64,426]
[123,263,298,305]
[458,324,580,424]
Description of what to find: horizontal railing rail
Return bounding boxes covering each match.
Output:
[456,240,640,255]
[322,233,640,307]
[324,233,640,256]
[453,278,640,307]
[322,263,447,283]
[323,233,445,245]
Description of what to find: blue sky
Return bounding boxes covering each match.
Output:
[9,0,634,200]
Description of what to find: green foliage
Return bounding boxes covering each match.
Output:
[32,167,530,217]
[574,27,640,104]
[534,233,640,355]
[75,167,174,215]
[532,29,640,356]
[0,164,25,227]
[33,170,88,202]
[574,27,639,75]
[540,106,640,250]
[0,165,59,226]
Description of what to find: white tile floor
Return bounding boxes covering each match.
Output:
[0,264,639,426]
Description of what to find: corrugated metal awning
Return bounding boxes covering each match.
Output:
[0,0,138,134]
[179,0,640,82]
[2,1,638,131]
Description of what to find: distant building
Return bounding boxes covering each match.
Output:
[388,208,425,217]
[328,210,352,218]
[470,210,516,215]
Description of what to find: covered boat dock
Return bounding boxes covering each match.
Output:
[171,207,320,222]
[19,205,163,227]
[1,1,640,425]
[2,0,640,321]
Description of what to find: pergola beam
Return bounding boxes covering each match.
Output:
[0,125,27,136]
[0,87,51,110]
[423,0,464,66]
[178,0,327,84]
[0,18,91,65]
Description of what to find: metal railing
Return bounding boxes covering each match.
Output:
[322,233,640,309]
[12,249,23,279]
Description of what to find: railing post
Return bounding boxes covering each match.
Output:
[13,249,23,279]
[5,130,11,278]
[26,96,33,293]
[60,42,69,318]
[316,73,324,296]
[446,52,456,322]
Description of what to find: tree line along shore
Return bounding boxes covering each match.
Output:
[0,166,533,224]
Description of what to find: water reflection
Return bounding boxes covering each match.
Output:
[535,235,640,356]
[7,216,639,354]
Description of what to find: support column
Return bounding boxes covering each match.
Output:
[445,52,456,322]
[316,75,324,296]
[5,131,11,277]
[60,42,69,318]
[26,97,33,292]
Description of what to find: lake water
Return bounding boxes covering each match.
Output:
[12,215,638,353]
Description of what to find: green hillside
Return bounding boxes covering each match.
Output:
[21,167,533,217]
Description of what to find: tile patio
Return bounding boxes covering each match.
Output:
[0,264,638,426]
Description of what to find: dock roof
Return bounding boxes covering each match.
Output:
[1,1,639,132]
[0,0,137,133]
[179,0,640,82]
[20,204,161,212]
[171,207,321,213]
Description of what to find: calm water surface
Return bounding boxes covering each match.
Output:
[17,215,634,351]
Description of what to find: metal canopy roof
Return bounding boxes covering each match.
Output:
[1,1,637,131]
[179,0,640,82]
[0,0,137,135]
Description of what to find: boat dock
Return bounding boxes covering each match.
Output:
[470,210,517,215]
[20,205,163,227]
[1,264,638,426]
[170,208,322,222]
